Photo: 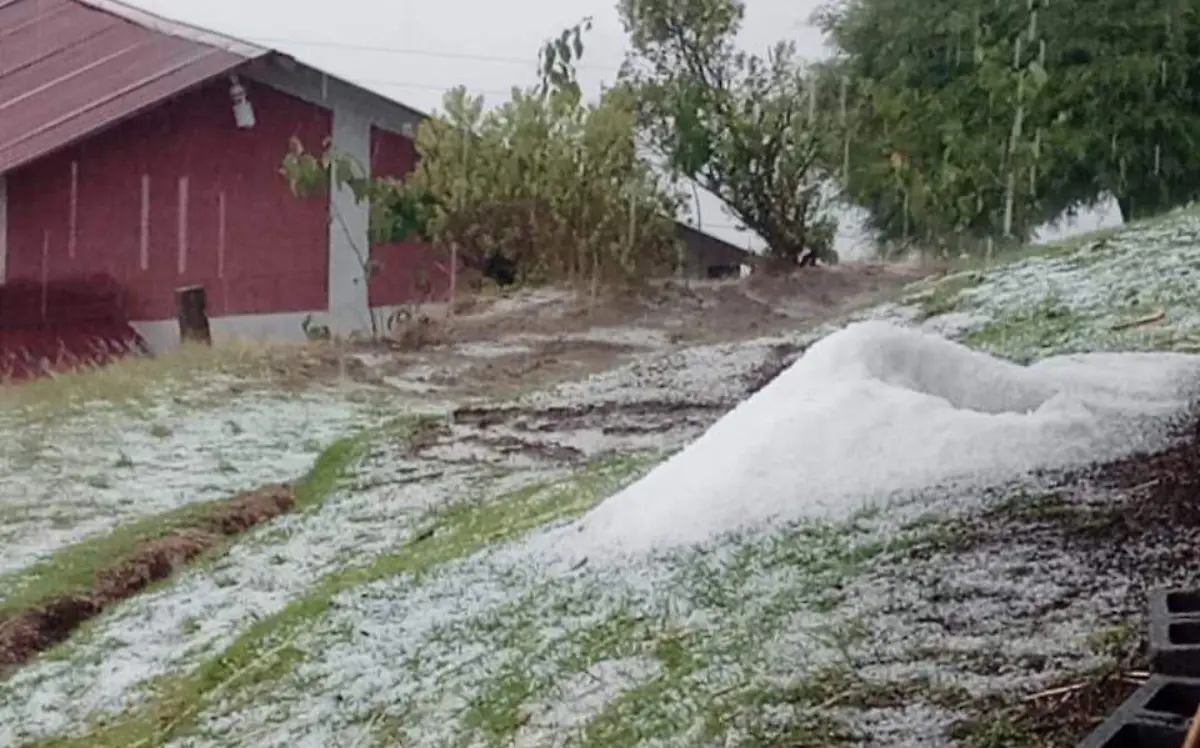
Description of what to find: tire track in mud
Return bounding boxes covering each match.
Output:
[0,436,361,678]
[0,484,295,676]
[438,399,728,467]
[430,341,808,468]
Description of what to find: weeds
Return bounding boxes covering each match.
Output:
[0,341,346,424]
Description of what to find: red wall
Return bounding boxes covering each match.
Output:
[4,78,332,321]
[368,127,456,307]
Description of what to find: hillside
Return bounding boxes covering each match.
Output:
[3,206,1200,747]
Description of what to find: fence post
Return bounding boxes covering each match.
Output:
[175,285,212,345]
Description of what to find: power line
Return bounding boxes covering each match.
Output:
[354,77,517,96]
[245,35,621,71]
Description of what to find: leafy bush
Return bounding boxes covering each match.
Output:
[282,20,682,296]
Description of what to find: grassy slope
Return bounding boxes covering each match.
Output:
[0,412,451,622]
[901,205,1200,361]
[0,436,362,619]
[28,453,663,748]
[0,342,337,421]
[23,205,1200,748]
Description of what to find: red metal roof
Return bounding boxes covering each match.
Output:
[0,0,267,174]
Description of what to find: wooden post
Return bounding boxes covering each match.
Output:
[175,285,211,345]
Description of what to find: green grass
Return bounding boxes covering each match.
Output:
[32,452,660,748]
[0,412,437,622]
[412,512,965,747]
[0,343,322,424]
[960,296,1088,363]
[560,576,867,740]
[907,270,986,320]
[943,212,1170,275]
[894,207,1193,328]
[0,436,363,621]
[693,663,975,747]
[902,204,1200,363]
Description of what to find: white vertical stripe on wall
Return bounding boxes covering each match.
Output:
[139,175,150,270]
[177,176,189,274]
[217,190,227,279]
[0,176,7,283]
[68,160,78,259]
[40,231,49,319]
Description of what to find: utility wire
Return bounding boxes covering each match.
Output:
[354,77,518,96]
[245,35,621,71]
[243,36,621,96]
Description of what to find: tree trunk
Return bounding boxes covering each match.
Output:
[763,256,795,274]
[759,226,808,273]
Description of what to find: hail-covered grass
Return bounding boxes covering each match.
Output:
[0,388,387,579]
[895,206,1200,361]
[6,206,1200,747]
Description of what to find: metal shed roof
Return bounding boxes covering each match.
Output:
[0,0,268,174]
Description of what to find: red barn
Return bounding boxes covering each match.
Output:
[0,0,452,371]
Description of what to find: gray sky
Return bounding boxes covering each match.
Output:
[127,0,1119,256]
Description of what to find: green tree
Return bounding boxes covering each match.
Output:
[815,0,1055,252]
[817,0,1200,252]
[619,0,840,267]
[1035,0,1200,222]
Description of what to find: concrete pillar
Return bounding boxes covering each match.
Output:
[326,106,372,336]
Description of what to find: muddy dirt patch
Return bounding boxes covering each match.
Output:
[453,434,585,464]
[453,399,726,428]
[447,339,646,398]
[745,341,810,394]
[233,266,926,403]
[401,399,721,468]
[950,669,1144,747]
[342,338,651,402]
[854,416,1200,746]
[396,397,733,468]
[448,265,929,346]
[452,399,727,441]
[0,484,294,674]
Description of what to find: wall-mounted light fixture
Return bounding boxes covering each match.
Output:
[229,75,257,129]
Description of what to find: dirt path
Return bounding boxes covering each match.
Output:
[285,262,929,402]
[451,263,925,343]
